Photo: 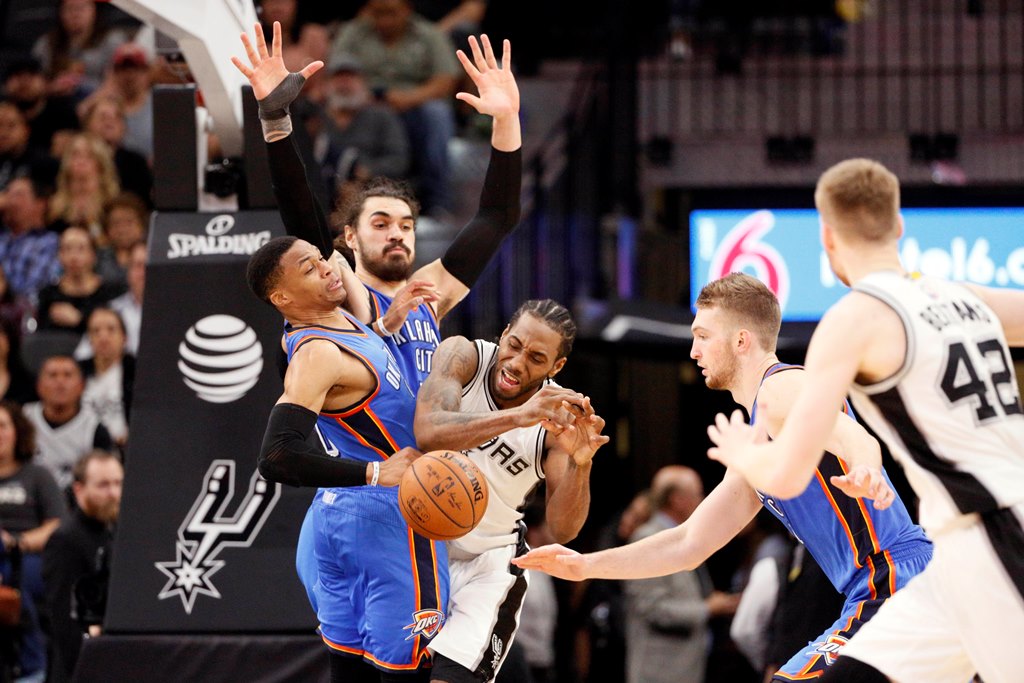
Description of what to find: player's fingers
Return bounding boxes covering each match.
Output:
[481,34,499,70]
[240,33,259,67]
[455,92,483,110]
[255,22,270,59]
[230,56,253,79]
[272,20,282,56]
[468,34,487,71]
[455,50,481,81]
[502,39,512,72]
[300,60,324,80]
[592,434,611,447]
[707,446,723,462]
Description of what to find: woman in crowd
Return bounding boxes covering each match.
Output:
[48,133,121,240]
[36,227,124,337]
[94,193,148,287]
[79,307,133,447]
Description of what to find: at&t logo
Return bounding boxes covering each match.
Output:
[177,315,263,403]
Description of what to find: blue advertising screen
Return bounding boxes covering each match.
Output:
[690,208,1024,321]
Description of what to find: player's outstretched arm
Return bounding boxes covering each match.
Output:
[756,368,893,509]
[414,336,584,451]
[514,469,761,579]
[411,35,523,319]
[232,22,371,323]
[259,340,376,487]
[541,398,609,543]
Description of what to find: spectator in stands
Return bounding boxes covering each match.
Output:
[36,227,124,337]
[79,308,133,446]
[107,241,144,358]
[0,175,61,305]
[95,193,147,287]
[317,54,411,203]
[81,97,152,205]
[43,449,122,683]
[2,56,80,155]
[625,466,740,683]
[24,355,112,491]
[32,0,129,100]
[0,400,66,683]
[49,132,120,238]
[330,0,460,215]
[414,0,487,50]
[0,317,36,404]
[86,43,153,160]
[0,100,53,192]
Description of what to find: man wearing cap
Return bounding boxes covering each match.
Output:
[83,43,153,159]
[328,0,461,215]
[2,56,80,154]
[317,54,411,194]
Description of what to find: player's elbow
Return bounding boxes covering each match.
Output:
[413,420,444,453]
[767,470,813,500]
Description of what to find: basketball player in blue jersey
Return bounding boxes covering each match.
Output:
[248,235,446,682]
[234,22,523,391]
[708,159,1024,683]
[515,273,933,681]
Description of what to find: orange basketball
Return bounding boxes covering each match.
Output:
[398,450,489,541]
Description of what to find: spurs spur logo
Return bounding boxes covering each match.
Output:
[490,634,504,670]
[155,460,281,614]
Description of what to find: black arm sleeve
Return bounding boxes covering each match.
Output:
[258,403,368,487]
[440,146,523,287]
[267,136,334,258]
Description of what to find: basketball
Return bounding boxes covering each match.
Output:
[398,451,489,541]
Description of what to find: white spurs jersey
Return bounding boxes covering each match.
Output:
[449,339,549,558]
[849,271,1024,536]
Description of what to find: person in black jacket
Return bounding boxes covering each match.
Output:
[42,449,122,683]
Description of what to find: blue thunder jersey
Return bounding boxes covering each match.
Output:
[751,363,931,597]
[367,284,441,392]
[284,312,417,462]
[285,313,448,671]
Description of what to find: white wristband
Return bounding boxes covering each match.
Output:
[374,317,396,337]
[369,461,380,487]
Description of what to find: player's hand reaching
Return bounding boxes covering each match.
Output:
[830,464,895,510]
[231,21,322,116]
[511,544,588,581]
[455,35,519,121]
[706,409,768,471]
[516,386,586,429]
[378,280,439,336]
[548,396,610,467]
[375,447,422,487]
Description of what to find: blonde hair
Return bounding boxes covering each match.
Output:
[695,272,781,353]
[814,158,900,242]
[49,132,121,229]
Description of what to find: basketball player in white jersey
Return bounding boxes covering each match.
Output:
[413,298,609,683]
[706,158,1024,683]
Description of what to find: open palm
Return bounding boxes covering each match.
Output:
[231,21,322,101]
[455,34,519,119]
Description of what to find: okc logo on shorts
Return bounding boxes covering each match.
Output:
[813,634,849,665]
[404,608,445,640]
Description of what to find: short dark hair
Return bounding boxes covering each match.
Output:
[0,400,36,463]
[247,236,298,304]
[508,299,577,359]
[333,176,420,231]
[73,449,122,485]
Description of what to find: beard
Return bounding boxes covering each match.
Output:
[704,353,739,391]
[361,241,413,282]
[84,499,120,525]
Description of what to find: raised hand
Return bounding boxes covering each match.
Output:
[455,35,519,120]
[830,464,895,510]
[707,409,766,472]
[511,544,587,581]
[379,280,440,335]
[231,21,322,110]
[376,447,422,487]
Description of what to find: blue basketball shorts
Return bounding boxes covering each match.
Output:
[312,486,450,672]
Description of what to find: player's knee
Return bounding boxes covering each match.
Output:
[815,655,891,683]
[429,654,485,683]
